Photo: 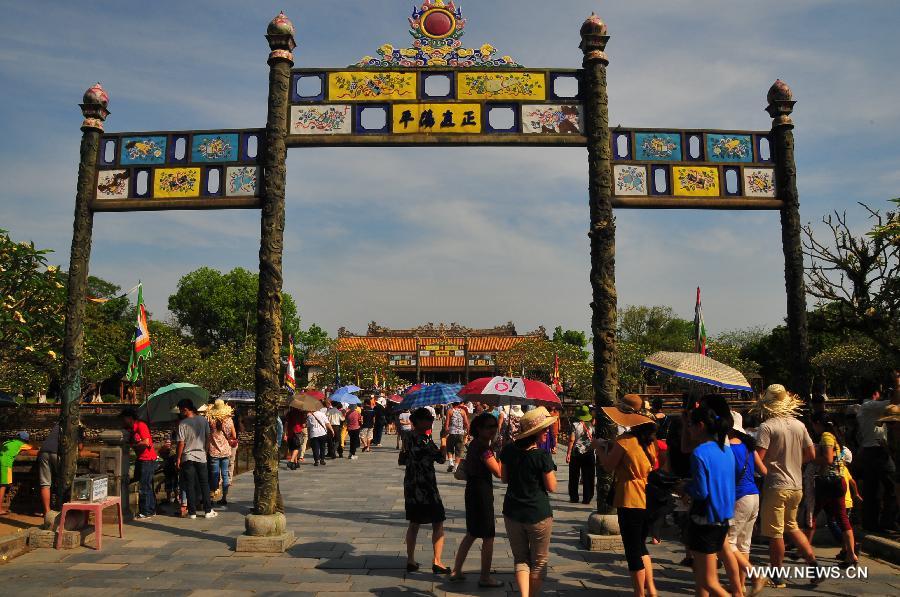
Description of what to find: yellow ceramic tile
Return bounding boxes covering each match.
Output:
[458,72,545,100]
[672,166,720,196]
[153,167,201,198]
[392,103,482,134]
[327,71,417,101]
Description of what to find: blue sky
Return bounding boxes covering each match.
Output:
[1,0,898,338]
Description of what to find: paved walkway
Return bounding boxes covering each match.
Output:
[1,433,899,596]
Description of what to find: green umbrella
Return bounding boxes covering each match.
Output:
[138,382,209,423]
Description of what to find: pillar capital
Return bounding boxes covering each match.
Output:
[579,13,609,66]
[266,11,296,65]
[766,79,796,127]
[79,82,109,132]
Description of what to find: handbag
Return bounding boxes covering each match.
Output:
[454,464,468,481]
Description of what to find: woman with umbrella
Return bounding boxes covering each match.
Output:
[286,406,307,470]
[206,399,237,506]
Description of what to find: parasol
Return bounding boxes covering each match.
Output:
[640,351,752,393]
[138,383,209,423]
[395,384,463,411]
[458,376,561,407]
[221,389,255,403]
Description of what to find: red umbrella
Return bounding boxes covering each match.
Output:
[402,384,423,396]
[458,376,561,406]
[387,394,403,403]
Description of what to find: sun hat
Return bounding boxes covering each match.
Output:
[207,399,234,420]
[17,431,29,441]
[877,404,900,424]
[574,404,593,422]
[730,410,746,435]
[749,384,803,421]
[601,394,657,429]
[509,404,524,417]
[514,406,557,441]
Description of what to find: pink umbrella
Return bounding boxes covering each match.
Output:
[458,376,561,407]
[402,384,423,396]
[387,394,403,403]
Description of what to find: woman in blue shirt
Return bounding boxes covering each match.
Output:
[686,398,735,597]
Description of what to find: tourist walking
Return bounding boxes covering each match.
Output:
[175,399,216,519]
[398,408,413,451]
[538,406,559,454]
[810,412,859,565]
[684,398,735,597]
[306,404,334,466]
[346,403,362,460]
[400,407,450,575]
[749,384,823,594]
[500,404,524,449]
[499,406,558,597]
[727,411,765,589]
[595,395,659,597]
[445,401,470,473]
[206,399,237,507]
[566,404,595,504]
[285,406,306,470]
[449,412,504,588]
[373,397,387,447]
[326,401,344,458]
[0,432,32,515]
[855,383,899,532]
[121,408,158,519]
[36,422,62,517]
[361,400,376,452]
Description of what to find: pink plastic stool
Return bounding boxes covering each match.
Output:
[55,496,124,550]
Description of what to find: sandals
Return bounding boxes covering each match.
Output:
[449,573,465,583]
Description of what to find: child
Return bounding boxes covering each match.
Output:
[400,407,450,575]
[0,432,33,515]
[157,438,179,504]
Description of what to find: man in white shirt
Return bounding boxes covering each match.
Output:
[856,383,900,531]
[306,407,334,467]
[325,402,345,459]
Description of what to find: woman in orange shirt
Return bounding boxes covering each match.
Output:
[595,394,660,597]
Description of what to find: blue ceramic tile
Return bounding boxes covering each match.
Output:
[706,133,753,163]
[635,132,682,161]
[191,133,240,162]
[120,136,167,165]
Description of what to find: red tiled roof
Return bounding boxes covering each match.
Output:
[337,335,540,354]
[419,356,465,368]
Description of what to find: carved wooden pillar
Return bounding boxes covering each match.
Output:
[767,80,811,397]
[580,14,617,515]
[252,12,294,517]
[57,83,109,506]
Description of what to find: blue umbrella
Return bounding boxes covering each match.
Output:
[334,393,361,405]
[395,384,463,411]
[336,385,362,394]
[221,389,255,403]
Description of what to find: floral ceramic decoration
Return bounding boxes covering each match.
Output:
[96,170,129,200]
[706,134,752,162]
[522,105,582,134]
[673,166,720,196]
[226,167,258,196]
[120,136,166,165]
[355,1,521,68]
[153,168,201,198]
[328,72,417,101]
[613,165,647,196]
[458,72,545,100]
[192,134,239,162]
[634,132,682,161]
[290,106,352,134]
[743,168,776,197]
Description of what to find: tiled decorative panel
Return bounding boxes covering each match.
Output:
[521,104,582,135]
[392,103,481,134]
[610,129,775,202]
[94,129,264,207]
[457,72,546,100]
[290,105,352,135]
[327,72,417,101]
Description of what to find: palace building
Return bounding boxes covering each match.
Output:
[331,322,547,384]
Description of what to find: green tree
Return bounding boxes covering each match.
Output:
[495,339,593,402]
[167,267,301,351]
[618,305,694,352]
[316,342,403,391]
[552,326,588,351]
[146,321,203,391]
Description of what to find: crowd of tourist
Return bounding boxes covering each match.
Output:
[1,371,899,597]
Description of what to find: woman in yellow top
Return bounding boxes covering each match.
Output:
[810,412,858,566]
[595,394,659,597]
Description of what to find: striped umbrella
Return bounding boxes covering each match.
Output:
[221,389,255,403]
[640,351,752,393]
[458,376,561,407]
[395,384,463,411]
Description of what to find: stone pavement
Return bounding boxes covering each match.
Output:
[1,432,899,596]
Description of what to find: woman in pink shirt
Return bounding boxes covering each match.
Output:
[345,405,362,460]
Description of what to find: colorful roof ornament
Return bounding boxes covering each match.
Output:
[356,0,521,68]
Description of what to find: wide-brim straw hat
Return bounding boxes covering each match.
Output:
[509,404,524,417]
[878,404,900,424]
[170,403,208,415]
[731,410,747,435]
[514,406,557,440]
[749,384,802,421]
[207,399,234,420]
[601,394,657,428]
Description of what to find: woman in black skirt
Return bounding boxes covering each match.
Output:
[449,412,504,587]
[402,407,451,574]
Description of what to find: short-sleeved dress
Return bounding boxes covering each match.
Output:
[404,433,447,524]
[464,439,496,537]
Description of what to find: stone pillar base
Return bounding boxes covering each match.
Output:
[581,512,624,552]
[28,526,96,549]
[235,513,294,553]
